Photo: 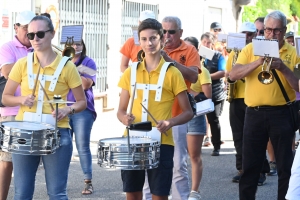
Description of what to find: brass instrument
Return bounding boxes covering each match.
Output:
[52,36,76,58]
[258,56,273,84]
[226,48,240,103]
[137,39,169,62]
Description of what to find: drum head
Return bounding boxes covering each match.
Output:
[99,137,158,145]
[1,121,54,130]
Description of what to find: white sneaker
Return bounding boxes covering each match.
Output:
[188,191,201,200]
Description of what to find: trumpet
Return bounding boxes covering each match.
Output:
[52,36,76,58]
[137,39,169,62]
[258,56,273,84]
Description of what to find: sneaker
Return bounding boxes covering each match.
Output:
[232,170,243,183]
[257,173,266,186]
[211,149,220,156]
[188,191,201,200]
[267,161,277,176]
[203,136,211,146]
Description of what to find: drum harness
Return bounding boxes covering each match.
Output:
[129,61,172,142]
[25,52,70,125]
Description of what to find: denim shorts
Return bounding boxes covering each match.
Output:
[121,144,174,196]
[187,114,206,135]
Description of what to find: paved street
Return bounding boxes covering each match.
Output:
[6,101,289,199]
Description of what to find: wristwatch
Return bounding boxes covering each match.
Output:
[69,107,75,115]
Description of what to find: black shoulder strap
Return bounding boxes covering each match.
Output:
[272,69,291,104]
[75,55,86,67]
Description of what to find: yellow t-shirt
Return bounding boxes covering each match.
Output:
[190,67,211,93]
[118,57,187,146]
[236,42,300,106]
[226,51,245,99]
[9,53,82,128]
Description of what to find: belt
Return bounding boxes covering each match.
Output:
[248,105,288,111]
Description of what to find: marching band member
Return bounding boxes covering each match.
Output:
[68,39,97,195]
[2,15,86,199]
[0,10,35,200]
[120,10,155,73]
[184,36,212,200]
[117,18,193,200]
[160,16,199,200]
[226,22,270,185]
[200,32,226,157]
[229,10,300,200]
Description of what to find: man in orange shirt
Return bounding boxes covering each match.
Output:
[119,10,155,72]
[143,16,200,200]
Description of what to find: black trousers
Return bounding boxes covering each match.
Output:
[206,99,225,150]
[239,106,294,200]
[229,99,270,173]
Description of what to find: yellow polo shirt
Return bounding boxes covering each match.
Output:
[118,57,187,146]
[190,67,211,93]
[236,42,300,106]
[226,51,245,99]
[9,53,82,128]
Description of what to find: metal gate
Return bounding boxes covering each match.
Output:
[58,0,109,93]
[121,0,159,45]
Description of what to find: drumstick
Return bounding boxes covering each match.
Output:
[32,65,41,97]
[140,103,168,136]
[39,81,54,111]
[127,82,136,115]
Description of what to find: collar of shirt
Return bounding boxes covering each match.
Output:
[13,36,33,52]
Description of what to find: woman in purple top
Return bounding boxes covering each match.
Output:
[67,39,97,195]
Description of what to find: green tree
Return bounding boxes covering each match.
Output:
[242,0,292,22]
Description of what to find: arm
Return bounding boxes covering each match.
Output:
[210,71,225,80]
[156,91,193,133]
[1,63,15,79]
[120,55,130,73]
[229,57,264,81]
[2,78,34,107]
[201,83,212,99]
[117,88,135,126]
[270,57,299,91]
[161,50,198,83]
[81,76,93,90]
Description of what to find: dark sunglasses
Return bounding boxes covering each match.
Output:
[26,30,51,40]
[214,29,222,32]
[163,29,177,34]
[256,29,264,35]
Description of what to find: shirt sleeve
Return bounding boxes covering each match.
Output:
[120,38,134,59]
[65,62,82,89]
[8,59,22,83]
[81,57,97,85]
[226,51,235,72]
[171,67,187,95]
[185,46,201,68]
[0,43,16,68]
[118,67,131,92]
[218,55,226,71]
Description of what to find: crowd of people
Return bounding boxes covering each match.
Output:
[0,7,300,200]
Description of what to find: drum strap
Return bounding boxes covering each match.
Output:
[130,61,171,122]
[26,52,69,123]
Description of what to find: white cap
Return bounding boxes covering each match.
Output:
[16,10,35,25]
[238,22,256,33]
[139,10,155,22]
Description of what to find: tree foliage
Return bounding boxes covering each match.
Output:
[242,0,292,22]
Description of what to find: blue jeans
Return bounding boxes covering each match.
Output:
[69,109,95,180]
[12,128,72,200]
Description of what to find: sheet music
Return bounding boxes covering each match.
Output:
[77,64,97,76]
[295,36,300,56]
[199,45,215,60]
[132,27,139,45]
[226,33,246,50]
[217,33,227,43]
[252,38,279,58]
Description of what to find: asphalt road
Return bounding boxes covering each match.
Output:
[6,101,291,199]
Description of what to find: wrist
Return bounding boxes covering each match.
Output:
[69,106,75,115]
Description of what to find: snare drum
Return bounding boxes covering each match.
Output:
[97,137,160,170]
[0,121,59,155]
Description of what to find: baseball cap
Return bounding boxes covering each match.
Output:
[139,10,155,22]
[16,10,35,25]
[210,22,222,29]
[285,31,294,38]
[238,22,256,33]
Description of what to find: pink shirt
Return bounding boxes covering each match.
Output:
[0,36,33,116]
